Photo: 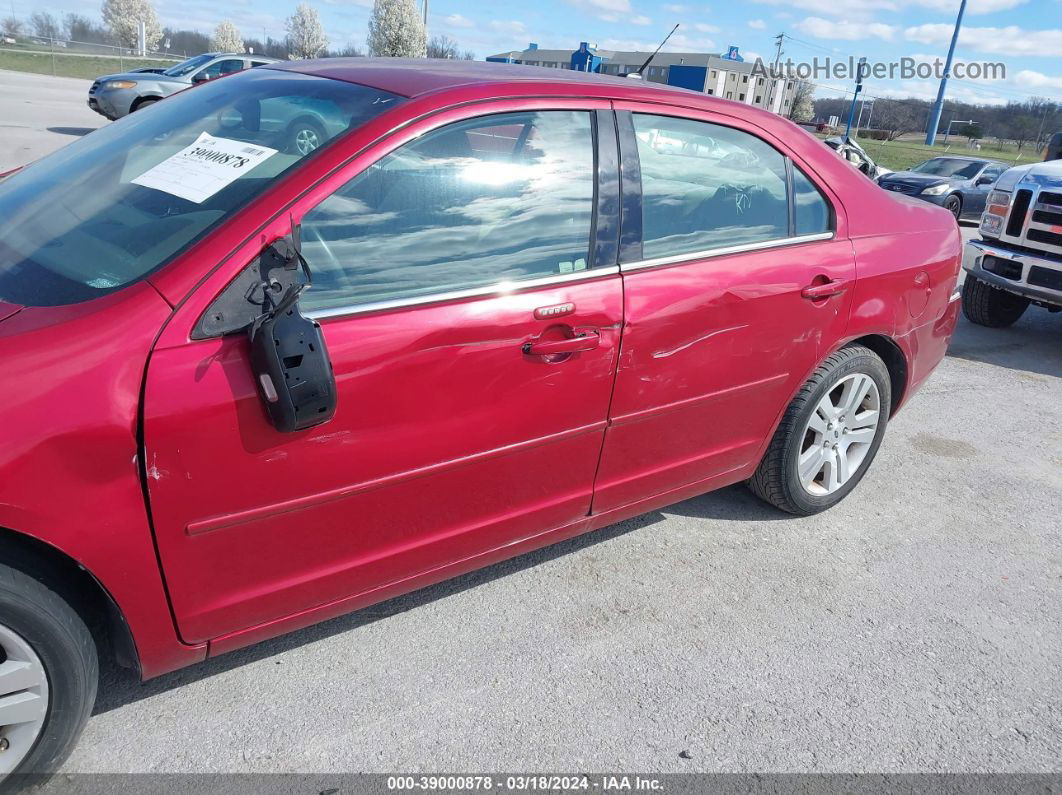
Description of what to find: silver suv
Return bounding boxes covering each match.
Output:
[87,52,280,120]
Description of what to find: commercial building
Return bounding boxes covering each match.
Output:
[486,42,796,115]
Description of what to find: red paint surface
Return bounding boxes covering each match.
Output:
[0,62,960,677]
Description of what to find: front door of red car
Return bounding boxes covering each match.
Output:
[593,108,855,511]
[143,104,622,643]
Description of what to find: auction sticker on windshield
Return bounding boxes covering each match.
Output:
[132,131,278,203]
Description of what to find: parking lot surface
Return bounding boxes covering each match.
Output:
[3,72,1059,775]
[0,70,102,171]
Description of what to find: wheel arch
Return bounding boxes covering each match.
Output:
[0,526,140,676]
[844,333,908,415]
[129,94,163,113]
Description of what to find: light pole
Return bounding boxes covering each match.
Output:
[844,57,868,141]
[943,118,976,146]
[925,0,967,146]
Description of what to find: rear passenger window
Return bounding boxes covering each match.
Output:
[633,114,817,259]
[792,164,831,236]
[299,111,595,312]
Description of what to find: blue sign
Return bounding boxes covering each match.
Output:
[723,45,744,62]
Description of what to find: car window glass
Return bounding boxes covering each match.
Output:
[633,114,789,259]
[198,59,245,80]
[792,165,831,236]
[0,70,402,307]
[299,111,595,312]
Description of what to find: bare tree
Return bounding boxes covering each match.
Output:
[426,34,460,59]
[101,0,163,51]
[367,0,426,58]
[2,15,24,36]
[30,11,61,40]
[874,99,925,142]
[286,3,328,60]
[211,20,243,53]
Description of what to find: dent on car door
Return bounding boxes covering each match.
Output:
[142,105,623,643]
[592,109,855,512]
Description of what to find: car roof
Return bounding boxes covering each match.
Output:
[270,57,731,103]
[924,155,999,164]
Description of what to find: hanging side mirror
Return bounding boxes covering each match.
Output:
[248,283,337,433]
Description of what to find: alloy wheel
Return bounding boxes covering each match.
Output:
[294,127,321,155]
[0,622,49,776]
[797,373,881,496]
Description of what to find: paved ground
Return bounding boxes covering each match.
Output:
[3,72,1059,775]
[0,70,102,171]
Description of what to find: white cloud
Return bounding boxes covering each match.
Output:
[489,19,527,35]
[907,0,1027,12]
[752,0,1022,15]
[600,31,715,52]
[582,0,633,11]
[904,24,1062,56]
[693,22,720,33]
[630,14,652,25]
[744,50,764,61]
[875,80,1009,105]
[795,16,898,40]
[443,13,474,29]
[748,18,766,29]
[663,4,688,12]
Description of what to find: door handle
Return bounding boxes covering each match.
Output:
[523,330,600,356]
[801,279,849,300]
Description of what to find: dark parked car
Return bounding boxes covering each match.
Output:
[877,156,1007,220]
[0,60,961,777]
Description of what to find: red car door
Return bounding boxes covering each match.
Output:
[143,102,622,643]
[593,107,855,512]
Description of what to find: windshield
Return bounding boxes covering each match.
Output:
[911,158,985,179]
[162,53,215,77]
[0,68,403,306]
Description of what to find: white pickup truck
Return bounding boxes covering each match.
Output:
[962,159,1062,326]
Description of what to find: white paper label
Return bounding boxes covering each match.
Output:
[131,132,278,204]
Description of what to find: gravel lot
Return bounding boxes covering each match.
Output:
[2,70,1059,775]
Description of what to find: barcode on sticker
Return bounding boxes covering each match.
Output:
[242,146,264,155]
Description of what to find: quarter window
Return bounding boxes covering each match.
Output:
[792,164,831,236]
[299,111,596,312]
[633,114,790,258]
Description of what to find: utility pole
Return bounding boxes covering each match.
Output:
[925,0,967,146]
[763,32,785,113]
[844,57,868,141]
[422,0,428,30]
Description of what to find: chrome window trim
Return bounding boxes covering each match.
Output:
[305,265,620,321]
[620,232,835,272]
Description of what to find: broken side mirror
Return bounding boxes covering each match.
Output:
[248,282,337,433]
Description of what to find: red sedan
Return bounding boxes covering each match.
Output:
[0,60,960,775]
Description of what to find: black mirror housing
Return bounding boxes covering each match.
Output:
[249,290,337,433]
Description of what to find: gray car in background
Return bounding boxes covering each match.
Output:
[877,155,1007,220]
[87,52,280,120]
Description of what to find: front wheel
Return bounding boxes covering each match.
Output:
[943,194,962,218]
[748,345,891,515]
[961,276,1029,327]
[287,117,326,156]
[0,563,97,779]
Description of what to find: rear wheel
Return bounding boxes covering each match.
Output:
[748,345,891,515]
[0,563,97,780]
[961,276,1029,327]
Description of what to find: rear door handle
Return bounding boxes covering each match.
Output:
[523,331,601,356]
[801,279,849,300]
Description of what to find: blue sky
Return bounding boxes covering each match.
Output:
[18,0,1062,104]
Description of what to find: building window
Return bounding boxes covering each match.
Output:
[739,93,745,101]
[710,69,717,78]
[755,96,762,104]
[726,91,733,99]
[742,75,748,83]
[706,89,714,95]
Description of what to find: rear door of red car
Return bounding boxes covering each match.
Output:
[592,105,855,512]
[143,100,623,643]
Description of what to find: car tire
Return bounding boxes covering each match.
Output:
[943,194,962,218]
[961,275,1029,327]
[747,345,891,516]
[131,97,159,113]
[287,117,327,156]
[0,562,97,781]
